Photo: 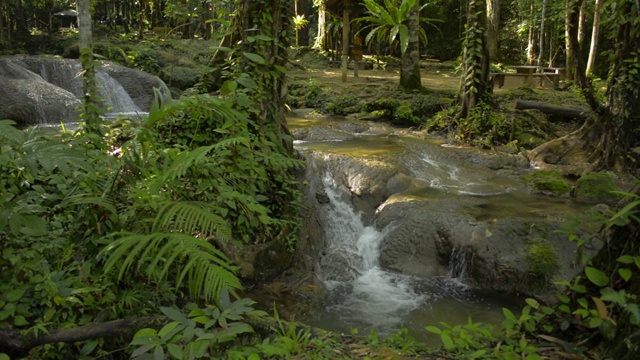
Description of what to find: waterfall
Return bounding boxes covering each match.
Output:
[316,172,426,333]
[448,245,474,279]
[4,57,143,123]
[96,72,141,114]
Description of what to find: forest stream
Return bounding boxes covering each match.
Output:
[289,115,594,341]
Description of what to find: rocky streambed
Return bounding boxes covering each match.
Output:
[288,113,604,338]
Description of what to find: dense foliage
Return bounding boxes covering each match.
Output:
[0,79,302,357]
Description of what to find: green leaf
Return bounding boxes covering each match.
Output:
[160,307,190,325]
[502,308,516,321]
[253,35,273,41]
[471,349,487,358]
[220,81,238,96]
[5,289,25,302]
[441,333,454,349]
[617,255,634,264]
[13,315,28,326]
[167,344,183,359]
[158,321,181,339]
[585,267,609,287]
[399,25,409,55]
[242,52,267,65]
[0,354,11,360]
[236,75,258,89]
[525,298,540,309]
[618,268,632,282]
[425,325,441,334]
[154,345,164,360]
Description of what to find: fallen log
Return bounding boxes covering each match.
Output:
[0,313,330,359]
[514,99,589,121]
[0,316,168,359]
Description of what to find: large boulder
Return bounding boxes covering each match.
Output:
[0,58,81,125]
[374,194,601,297]
[0,55,169,126]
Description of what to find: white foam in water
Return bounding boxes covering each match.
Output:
[318,173,426,334]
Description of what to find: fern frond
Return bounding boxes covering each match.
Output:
[100,232,241,302]
[62,194,118,216]
[0,120,25,146]
[160,145,215,183]
[153,201,232,239]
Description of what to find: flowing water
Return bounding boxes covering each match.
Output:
[304,170,522,342]
[6,57,143,124]
[290,117,566,340]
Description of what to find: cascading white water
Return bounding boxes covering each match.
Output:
[316,172,427,333]
[27,58,141,116]
[96,72,141,114]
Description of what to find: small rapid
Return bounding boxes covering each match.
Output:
[313,173,427,334]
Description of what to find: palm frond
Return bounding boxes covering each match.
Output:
[398,0,416,21]
[100,232,241,302]
[153,201,232,240]
[362,0,395,25]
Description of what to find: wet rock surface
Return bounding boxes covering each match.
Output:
[0,55,168,126]
[294,117,602,298]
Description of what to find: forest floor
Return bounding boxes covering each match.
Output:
[288,52,591,112]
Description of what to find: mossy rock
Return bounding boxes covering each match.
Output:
[287,80,329,109]
[323,94,362,116]
[160,65,206,90]
[575,172,620,201]
[522,169,570,196]
[363,98,400,113]
[393,105,419,126]
[525,240,560,289]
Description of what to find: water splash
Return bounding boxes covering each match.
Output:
[317,173,426,334]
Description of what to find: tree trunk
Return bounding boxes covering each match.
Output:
[0,0,5,42]
[564,0,576,80]
[138,0,146,39]
[456,0,492,120]
[77,0,92,61]
[313,0,326,49]
[341,0,350,83]
[77,0,103,138]
[537,0,547,66]
[586,0,640,170]
[577,0,586,45]
[399,0,421,90]
[585,0,603,76]
[526,2,535,65]
[486,0,500,59]
[530,0,640,172]
[230,0,293,153]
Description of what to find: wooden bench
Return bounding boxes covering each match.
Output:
[491,72,560,90]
